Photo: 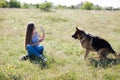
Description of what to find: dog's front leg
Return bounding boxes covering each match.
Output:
[84,50,89,59]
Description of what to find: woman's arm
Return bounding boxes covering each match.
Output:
[39,26,45,42]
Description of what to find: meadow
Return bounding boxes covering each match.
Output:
[0,8,120,80]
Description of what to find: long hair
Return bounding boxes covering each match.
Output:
[25,23,34,49]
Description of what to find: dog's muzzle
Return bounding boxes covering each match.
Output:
[72,35,77,39]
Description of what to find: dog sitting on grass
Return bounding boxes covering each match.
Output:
[72,27,119,59]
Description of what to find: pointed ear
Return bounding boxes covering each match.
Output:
[76,27,79,31]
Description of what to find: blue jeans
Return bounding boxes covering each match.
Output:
[26,44,44,58]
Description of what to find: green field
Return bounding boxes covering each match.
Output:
[0,8,120,80]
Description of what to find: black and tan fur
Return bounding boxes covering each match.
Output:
[72,27,119,59]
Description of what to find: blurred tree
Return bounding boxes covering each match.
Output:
[93,5,102,10]
[104,7,114,11]
[68,5,76,9]
[35,4,39,8]
[9,0,21,8]
[55,4,67,9]
[81,1,94,10]
[22,3,29,8]
[0,0,8,8]
[39,2,52,11]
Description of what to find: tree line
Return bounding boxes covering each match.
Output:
[0,0,120,11]
[0,0,20,8]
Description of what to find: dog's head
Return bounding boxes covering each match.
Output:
[72,27,85,40]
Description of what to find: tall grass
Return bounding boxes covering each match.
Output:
[0,8,120,80]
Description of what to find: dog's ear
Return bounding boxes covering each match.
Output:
[76,27,79,31]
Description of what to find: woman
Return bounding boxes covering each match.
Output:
[21,23,46,63]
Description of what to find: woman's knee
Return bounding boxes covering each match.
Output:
[26,44,32,50]
[40,46,44,50]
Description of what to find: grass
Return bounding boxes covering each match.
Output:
[0,8,120,80]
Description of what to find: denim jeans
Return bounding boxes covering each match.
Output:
[26,44,44,58]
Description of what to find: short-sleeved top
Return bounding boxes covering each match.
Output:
[31,32,39,46]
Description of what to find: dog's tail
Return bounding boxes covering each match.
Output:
[110,49,119,58]
[110,49,116,53]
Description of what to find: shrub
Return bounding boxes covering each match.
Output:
[81,1,94,10]
[93,5,102,10]
[22,3,29,8]
[9,0,21,8]
[39,2,52,11]
[55,5,67,9]
[0,0,9,8]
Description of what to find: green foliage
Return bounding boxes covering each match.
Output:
[56,5,67,9]
[21,3,40,9]
[0,0,8,8]
[104,7,114,11]
[81,1,94,10]
[39,2,52,11]
[22,3,29,8]
[0,0,120,11]
[68,5,76,9]
[9,0,21,8]
[0,1,5,8]
[93,5,102,10]
[35,4,39,8]
[113,7,120,11]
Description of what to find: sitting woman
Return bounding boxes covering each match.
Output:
[21,23,46,63]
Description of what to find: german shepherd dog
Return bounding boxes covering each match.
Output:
[72,27,119,59]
